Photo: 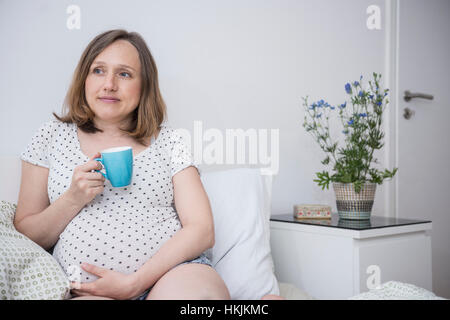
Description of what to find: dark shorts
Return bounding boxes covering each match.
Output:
[134,253,213,300]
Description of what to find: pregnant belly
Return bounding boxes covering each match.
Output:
[52,214,181,282]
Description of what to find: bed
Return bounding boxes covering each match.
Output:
[0,156,444,300]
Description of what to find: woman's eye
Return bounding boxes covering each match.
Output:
[92,67,130,78]
[119,72,131,78]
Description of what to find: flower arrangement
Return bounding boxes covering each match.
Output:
[302,72,397,193]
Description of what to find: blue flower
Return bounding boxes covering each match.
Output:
[316,113,322,118]
[342,129,349,134]
[376,101,382,106]
[369,94,374,100]
[354,81,360,87]
[347,119,354,126]
[358,91,364,97]
[330,105,335,110]
[345,83,352,94]
[317,99,325,107]
[339,102,347,109]
[359,113,367,117]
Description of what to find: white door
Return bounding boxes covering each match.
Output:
[397,0,450,298]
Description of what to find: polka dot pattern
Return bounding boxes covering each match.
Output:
[0,201,70,300]
[20,119,198,283]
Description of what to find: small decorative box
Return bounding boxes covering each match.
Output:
[294,204,332,219]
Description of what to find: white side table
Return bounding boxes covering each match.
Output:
[269,214,432,299]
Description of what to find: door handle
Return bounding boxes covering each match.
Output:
[404,90,434,102]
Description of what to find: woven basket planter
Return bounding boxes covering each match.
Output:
[332,182,377,220]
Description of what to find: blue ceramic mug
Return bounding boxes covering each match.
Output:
[94,146,133,187]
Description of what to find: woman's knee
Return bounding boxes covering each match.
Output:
[145,263,230,300]
[206,284,230,300]
[147,284,228,300]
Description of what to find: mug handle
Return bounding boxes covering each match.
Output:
[94,157,107,179]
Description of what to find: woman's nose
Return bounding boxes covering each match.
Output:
[103,73,118,91]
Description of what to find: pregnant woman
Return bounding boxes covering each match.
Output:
[13,29,230,300]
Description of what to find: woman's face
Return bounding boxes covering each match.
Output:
[85,40,142,126]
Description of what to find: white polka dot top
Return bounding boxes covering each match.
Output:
[20,119,198,283]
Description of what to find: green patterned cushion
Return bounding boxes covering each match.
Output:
[349,281,446,300]
[0,200,70,300]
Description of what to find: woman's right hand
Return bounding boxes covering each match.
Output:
[65,152,106,207]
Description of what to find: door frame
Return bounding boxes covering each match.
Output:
[384,0,399,218]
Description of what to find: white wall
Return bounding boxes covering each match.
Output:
[0,0,388,215]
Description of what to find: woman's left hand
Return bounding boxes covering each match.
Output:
[70,263,141,300]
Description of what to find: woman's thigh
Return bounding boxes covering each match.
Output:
[70,295,114,300]
[146,263,230,300]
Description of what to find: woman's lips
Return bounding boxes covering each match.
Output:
[99,98,120,103]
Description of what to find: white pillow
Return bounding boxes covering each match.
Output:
[200,168,280,299]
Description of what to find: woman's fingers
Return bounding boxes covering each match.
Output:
[79,160,103,173]
[66,152,105,207]
[84,171,106,181]
[78,152,103,173]
[89,152,102,161]
[86,180,105,188]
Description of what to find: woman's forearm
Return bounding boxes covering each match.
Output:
[14,192,85,250]
[131,225,214,293]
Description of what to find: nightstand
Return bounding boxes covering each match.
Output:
[269,213,432,299]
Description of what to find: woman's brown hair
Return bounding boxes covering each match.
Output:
[53,29,167,146]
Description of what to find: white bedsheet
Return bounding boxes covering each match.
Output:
[278,282,315,300]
